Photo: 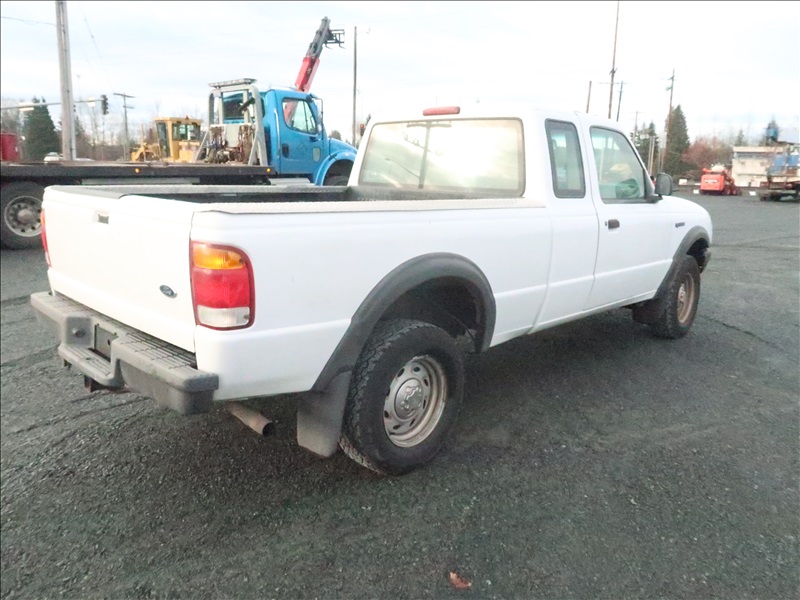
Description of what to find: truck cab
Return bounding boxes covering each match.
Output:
[197,78,356,185]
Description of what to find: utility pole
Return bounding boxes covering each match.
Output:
[352,25,358,146]
[55,0,75,160]
[114,92,134,160]
[615,81,624,121]
[662,69,675,172]
[586,81,592,113]
[608,0,620,119]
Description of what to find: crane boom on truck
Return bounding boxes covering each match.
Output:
[284,17,344,125]
[295,17,345,93]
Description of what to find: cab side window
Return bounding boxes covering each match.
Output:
[591,127,647,202]
[545,120,585,198]
[282,99,318,134]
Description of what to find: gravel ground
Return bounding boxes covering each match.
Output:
[1,192,797,599]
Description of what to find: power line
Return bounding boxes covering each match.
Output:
[0,16,55,26]
[78,5,108,72]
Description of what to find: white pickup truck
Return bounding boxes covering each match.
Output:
[31,105,712,475]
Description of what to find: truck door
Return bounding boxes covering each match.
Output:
[533,119,601,329]
[584,125,672,309]
[277,97,324,176]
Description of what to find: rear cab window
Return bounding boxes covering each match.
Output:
[545,120,586,198]
[358,118,525,196]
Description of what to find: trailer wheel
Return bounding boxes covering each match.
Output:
[649,255,701,339]
[1,182,44,249]
[339,319,464,475]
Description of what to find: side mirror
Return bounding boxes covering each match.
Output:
[654,172,673,197]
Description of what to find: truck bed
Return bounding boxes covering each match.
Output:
[74,184,499,204]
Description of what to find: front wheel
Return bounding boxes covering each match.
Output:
[323,174,349,186]
[649,255,701,339]
[339,319,464,475]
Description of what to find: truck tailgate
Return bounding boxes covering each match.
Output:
[43,187,197,352]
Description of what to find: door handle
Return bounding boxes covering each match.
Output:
[607,219,620,229]
[281,144,290,158]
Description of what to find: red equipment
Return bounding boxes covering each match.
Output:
[699,165,738,196]
[284,18,344,124]
[0,132,20,162]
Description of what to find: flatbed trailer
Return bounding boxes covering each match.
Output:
[0,160,281,249]
[759,143,799,202]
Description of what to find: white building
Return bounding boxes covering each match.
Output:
[730,146,784,188]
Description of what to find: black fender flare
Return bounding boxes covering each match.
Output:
[313,252,496,393]
[633,226,711,324]
[297,253,495,457]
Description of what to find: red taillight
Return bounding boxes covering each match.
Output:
[423,106,461,116]
[190,241,254,330]
[41,208,51,267]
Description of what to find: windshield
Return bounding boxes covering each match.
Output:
[171,122,201,141]
[358,118,524,195]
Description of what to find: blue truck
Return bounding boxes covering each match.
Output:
[196,78,356,186]
[194,18,355,185]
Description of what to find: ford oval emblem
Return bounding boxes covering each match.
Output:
[159,285,177,298]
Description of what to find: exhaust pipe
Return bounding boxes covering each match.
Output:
[226,401,275,437]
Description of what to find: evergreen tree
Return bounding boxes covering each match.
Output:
[663,105,690,177]
[734,129,747,146]
[22,97,59,161]
[632,121,659,172]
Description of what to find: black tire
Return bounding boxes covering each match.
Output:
[649,255,701,339]
[323,174,349,186]
[339,319,464,475]
[1,182,44,249]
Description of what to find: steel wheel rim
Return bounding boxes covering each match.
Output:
[4,195,41,238]
[676,273,697,324]
[384,354,447,447]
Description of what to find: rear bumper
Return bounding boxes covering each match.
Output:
[30,291,219,414]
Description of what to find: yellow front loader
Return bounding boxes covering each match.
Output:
[131,117,202,162]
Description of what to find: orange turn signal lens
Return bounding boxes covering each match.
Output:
[192,243,244,270]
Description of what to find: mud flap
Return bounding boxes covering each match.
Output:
[296,371,351,458]
[632,297,666,325]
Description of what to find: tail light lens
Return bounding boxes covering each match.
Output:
[41,208,51,267]
[190,241,254,329]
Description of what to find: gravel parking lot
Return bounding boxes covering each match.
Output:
[1,192,797,599]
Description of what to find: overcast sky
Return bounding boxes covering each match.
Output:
[1,0,798,145]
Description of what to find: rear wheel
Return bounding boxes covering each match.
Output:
[0,182,44,249]
[339,319,464,475]
[649,255,701,339]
